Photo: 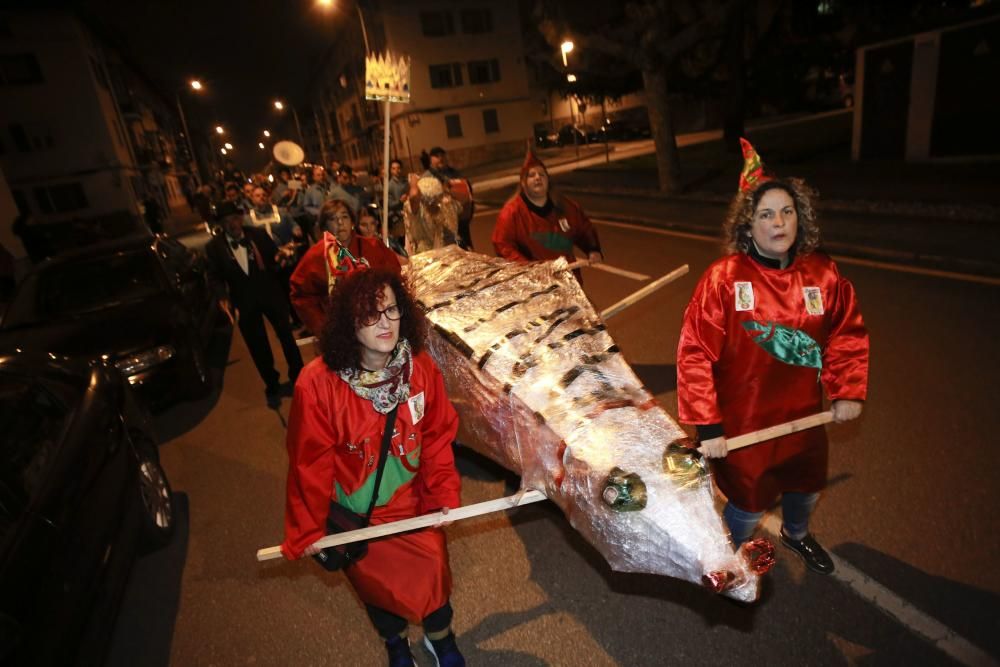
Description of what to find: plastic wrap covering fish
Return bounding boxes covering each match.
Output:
[407,246,765,602]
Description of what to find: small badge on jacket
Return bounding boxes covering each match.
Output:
[802,286,824,315]
[735,281,755,311]
[407,392,425,425]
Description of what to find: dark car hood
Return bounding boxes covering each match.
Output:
[0,294,179,361]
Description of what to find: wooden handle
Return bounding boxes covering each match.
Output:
[726,411,835,452]
[564,259,648,281]
[256,489,547,562]
[600,264,689,321]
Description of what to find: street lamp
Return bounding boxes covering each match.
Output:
[263,130,271,138]
[174,78,207,184]
[220,148,227,155]
[215,125,225,135]
[561,40,574,67]
[273,98,305,147]
[224,142,233,150]
[317,0,370,54]
[258,142,265,150]
[567,74,577,82]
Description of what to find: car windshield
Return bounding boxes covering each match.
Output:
[2,250,165,328]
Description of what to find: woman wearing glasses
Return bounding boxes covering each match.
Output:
[290,199,402,337]
[281,268,466,666]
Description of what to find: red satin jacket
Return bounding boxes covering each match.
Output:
[676,251,869,512]
[492,193,601,264]
[281,352,460,619]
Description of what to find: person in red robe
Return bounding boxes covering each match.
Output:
[676,139,869,575]
[282,268,466,666]
[491,149,602,271]
[289,200,402,337]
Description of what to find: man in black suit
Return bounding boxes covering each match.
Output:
[206,201,303,407]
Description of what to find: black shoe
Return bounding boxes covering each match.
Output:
[780,530,835,575]
[423,632,465,667]
[264,385,281,409]
[385,635,415,667]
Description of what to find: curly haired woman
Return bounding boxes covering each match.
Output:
[676,139,869,575]
[281,269,465,666]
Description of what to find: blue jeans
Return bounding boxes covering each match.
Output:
[723,492,820,546]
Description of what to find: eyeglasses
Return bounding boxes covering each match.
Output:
[361,304,402,327]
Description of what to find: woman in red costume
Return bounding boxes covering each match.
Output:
[289,200,402,337]
[676,139,869,575]
[282,268,465,666]
[491,149,603,269]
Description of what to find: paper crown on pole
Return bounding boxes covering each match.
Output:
[520,146,547,182]
[738,138,772,193]
[365,52,411,103]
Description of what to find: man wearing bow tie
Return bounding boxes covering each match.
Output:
[206,201,303,407]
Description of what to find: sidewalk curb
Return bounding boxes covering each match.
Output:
[548,185,1000,224]
[575,211,1000,280]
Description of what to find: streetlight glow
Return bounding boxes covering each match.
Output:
[316,0,332,6]
[263,130,271,138]
[190,79,203,91]
[567,74,577,82]
[224,142,233,150]
[258,142,265,149]
[274,100,284,111]
[215,125,224,134]
[220,148,227,155]
[561,40,574,67]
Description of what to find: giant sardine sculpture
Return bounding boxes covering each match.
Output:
[407,246,771,602]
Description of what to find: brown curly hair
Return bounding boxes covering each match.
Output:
[722,178,821,256]
[320,268,427,371]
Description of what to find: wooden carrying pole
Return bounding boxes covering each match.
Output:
[256,489,546,562]
[725,411,834,452]
[600,264,689,320]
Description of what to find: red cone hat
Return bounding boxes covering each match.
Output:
[520,147,547,183]
[738,138,772,193]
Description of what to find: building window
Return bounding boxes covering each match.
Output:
[483,109,499,134]
[0,53,43,84]
[420,10,454,37]
[460,8,492,34]
[33,183,88,214]
[468,59,501,85]
[429,63,463,89]
[445,114,463,139]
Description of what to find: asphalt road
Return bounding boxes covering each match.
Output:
[106,209,1000,666]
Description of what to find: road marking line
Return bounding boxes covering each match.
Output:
[592,219,1000,287]
[760,515,998,667]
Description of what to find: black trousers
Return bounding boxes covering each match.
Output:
[236,296,304,391]
[365,601,453,640]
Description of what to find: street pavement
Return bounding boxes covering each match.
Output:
[106,207,999,666]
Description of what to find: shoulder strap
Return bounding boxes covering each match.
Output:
[361,402,399,525]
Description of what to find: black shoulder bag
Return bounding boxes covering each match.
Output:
[313,403,398,571]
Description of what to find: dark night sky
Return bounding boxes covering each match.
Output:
[75,0,345,164]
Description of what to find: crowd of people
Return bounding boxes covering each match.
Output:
[201,139,869,667]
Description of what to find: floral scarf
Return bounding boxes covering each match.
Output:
[338,338,412,414]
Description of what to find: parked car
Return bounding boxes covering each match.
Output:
[556,123,597,147]
[588,120,645,143]
[0,352,175,666]
[534,126,559,148]
[0,235,219,408]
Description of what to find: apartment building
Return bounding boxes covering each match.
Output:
[305,0,535,173]
[0,10,188,258]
